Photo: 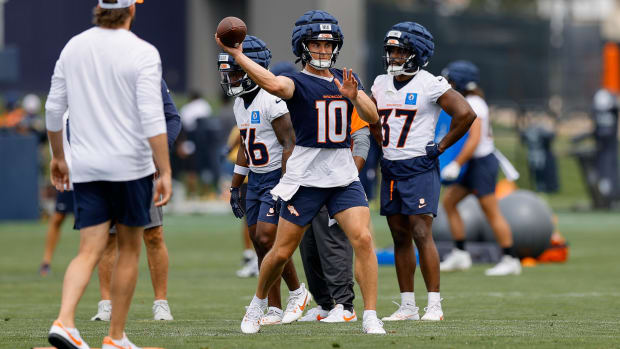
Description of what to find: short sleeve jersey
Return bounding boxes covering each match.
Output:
[466,94,495,158]
[282,68,364,149]
[233,89,289,173]
[371,70,450,161]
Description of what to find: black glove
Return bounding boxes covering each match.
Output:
[229,187,245,219]
[273,198,283,217]
[425,141,442,160]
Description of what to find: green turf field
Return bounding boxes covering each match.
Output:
[1,211,619,349]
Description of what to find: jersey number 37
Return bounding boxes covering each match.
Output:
[379,108,417,148]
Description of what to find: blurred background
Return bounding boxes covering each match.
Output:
[1,0,620,218]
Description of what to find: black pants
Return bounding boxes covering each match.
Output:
[299,206,355,312]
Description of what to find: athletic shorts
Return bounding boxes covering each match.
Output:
[457,153,498,197]
[73,175,153,229]
[280,181,368,227]
[380,169,440,217]
[246,169,281,226]
[55,190,74,213]
[109,180,162,233]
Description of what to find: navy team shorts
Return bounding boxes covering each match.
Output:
[55,190,75,214]
[380,169,441,217]
[246,169,281,226]
[456,153,498,197]
[280,180,368,227]
[73,174,153,229]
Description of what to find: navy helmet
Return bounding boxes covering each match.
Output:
[218,35,272,97]
[383,21,434,76]
[291,10,343,70]
[441,60,480,93]
[270,61,297,76]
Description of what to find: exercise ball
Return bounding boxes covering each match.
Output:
[433,194,485,241]
[480,190,553,258]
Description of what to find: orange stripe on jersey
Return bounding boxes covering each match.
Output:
[350,108,369,134]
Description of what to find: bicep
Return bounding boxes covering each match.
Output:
[437,89,475,120]
[276,76,296,100]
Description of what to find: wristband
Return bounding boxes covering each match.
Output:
[233,164,250,176]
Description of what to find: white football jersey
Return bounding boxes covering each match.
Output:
[233,89,288,173]
[466,95,495,158]
[371,70,451,161]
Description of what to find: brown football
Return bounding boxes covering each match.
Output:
[216,16,247,48]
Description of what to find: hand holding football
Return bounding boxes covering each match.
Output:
[216,16,247,48]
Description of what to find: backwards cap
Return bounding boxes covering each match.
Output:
[98,0,143,9]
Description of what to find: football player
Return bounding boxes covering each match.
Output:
[221,35,307,326]
[370,22,475,322]
[439,60,521,276]
[216,10,385,334]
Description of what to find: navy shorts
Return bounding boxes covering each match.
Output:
[457,153,498,197]
[246,169,281,226]
[280,181,368,227]
[55,190,75,213]
[73,175,154,229]
[380,169,441,217]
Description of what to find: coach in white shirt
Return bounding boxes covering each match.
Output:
[45,1,171,348]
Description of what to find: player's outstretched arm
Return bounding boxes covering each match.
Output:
[215,35,295,100]
[335,68,379,124]
[436,89,476,153]
[271,113,296,174]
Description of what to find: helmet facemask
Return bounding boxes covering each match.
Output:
[301,36,340,70]
[218,65,258,97]
[383,44,418,76]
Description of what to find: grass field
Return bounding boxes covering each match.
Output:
[1,210,619,349]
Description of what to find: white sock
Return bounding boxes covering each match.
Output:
[363,310,377,320]
[401,292,415,306]
[250,295,267,310]
[428,292,441,305]
[290,284,304,296]
[243,249,256,259]
[154,299,168,305]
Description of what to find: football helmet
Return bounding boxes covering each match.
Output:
[218,35,272,97]
[383,22,434,76]
[291,10,343,70]
[441,60,480,93]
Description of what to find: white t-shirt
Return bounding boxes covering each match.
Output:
[466,95,495,158]
[180,98,212,132]
[371,70,451,161]
[233,89,288,173]
[45,27,166,183]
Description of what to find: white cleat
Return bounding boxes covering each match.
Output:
[102,334,141,349]
[485,255,522,276]
[320,304,357,323]
[281,283,311,324]
[48,320,90,349]
[381,301,420,321]
[362,316,386,334]
[153,300,174,320]
[236,258,259,278]
[260,307,283,325]
[440,248,472,272]
[90,300,111,321]
[421,300,444,321]
[241,303,265,334]
[298,305,329,322]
